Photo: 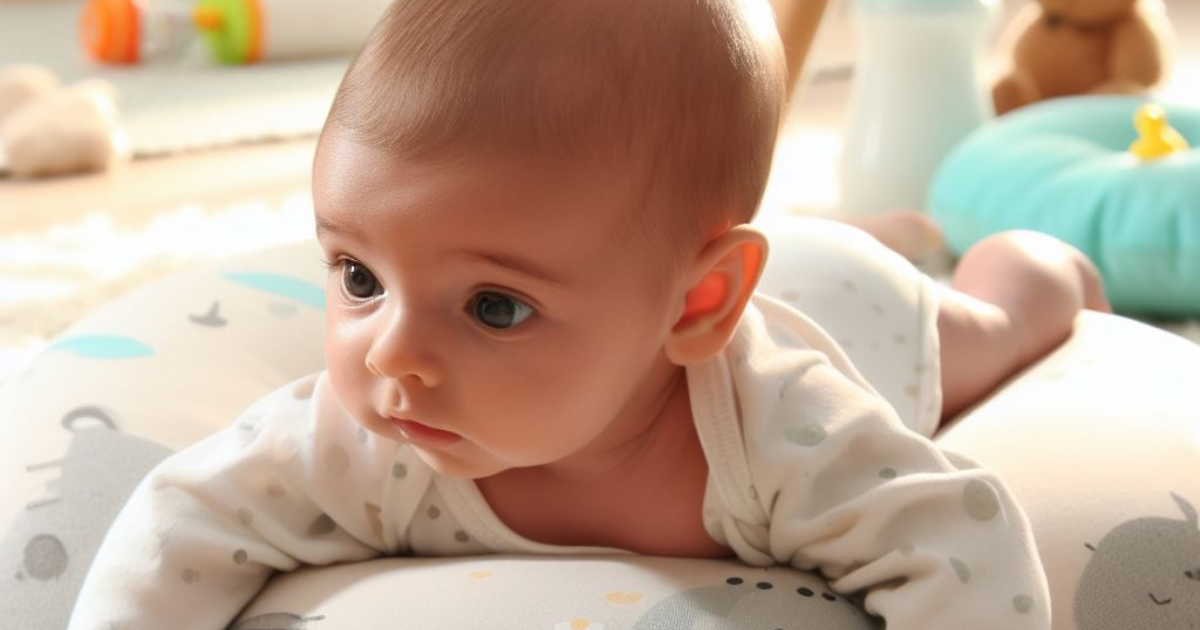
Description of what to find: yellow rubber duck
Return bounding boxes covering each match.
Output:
[1129,103,1190,161]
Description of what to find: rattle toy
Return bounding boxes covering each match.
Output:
[80,0,391,65]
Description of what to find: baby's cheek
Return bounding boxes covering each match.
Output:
[323,316,353,371]
[324,351,373,420]
[325,313,375,378]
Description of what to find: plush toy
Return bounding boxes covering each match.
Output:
[0,64,129,179]
[991,0,1175,115]
[0,65,59,123]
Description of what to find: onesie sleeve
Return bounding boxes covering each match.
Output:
[741,357,1052,630]
[67,372,421,630]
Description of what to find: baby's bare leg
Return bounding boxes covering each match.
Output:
[835,208,944,261]
[937,231,1111,420]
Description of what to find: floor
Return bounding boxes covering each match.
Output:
[1,0,1198,380]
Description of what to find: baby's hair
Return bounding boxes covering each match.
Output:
[328,0,786,265]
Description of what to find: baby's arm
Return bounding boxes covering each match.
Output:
[746,362,1050,629]
[67,373,408,630]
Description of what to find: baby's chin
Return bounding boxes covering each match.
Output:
[408,443,512,480]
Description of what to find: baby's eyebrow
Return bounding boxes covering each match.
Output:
[462,250,567,288]
[314,216,355,239]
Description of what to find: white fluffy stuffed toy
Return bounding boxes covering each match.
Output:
[0,64,59,122]
[0,65,129,179]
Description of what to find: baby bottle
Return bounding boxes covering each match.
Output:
[80,0,392,65]
[837,0,999,215]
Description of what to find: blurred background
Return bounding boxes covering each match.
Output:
[1,0,1197,383]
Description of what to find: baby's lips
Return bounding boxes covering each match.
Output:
[391,417,463,446]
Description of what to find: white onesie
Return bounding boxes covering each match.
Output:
[67,295,1051,630]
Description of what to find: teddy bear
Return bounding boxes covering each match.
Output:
[992,0,1175,115]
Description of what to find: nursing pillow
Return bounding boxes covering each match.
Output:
[2,219,1197,629]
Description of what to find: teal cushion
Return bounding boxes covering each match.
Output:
[929,95,1200,316]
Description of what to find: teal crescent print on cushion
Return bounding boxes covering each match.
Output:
[1074,493,1200,630]
[47,335,154,359]
[633,573,880,629]
[221,273,326,310]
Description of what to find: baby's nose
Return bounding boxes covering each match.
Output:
[364,308,445,388]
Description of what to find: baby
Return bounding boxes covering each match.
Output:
[68,0,1109,628]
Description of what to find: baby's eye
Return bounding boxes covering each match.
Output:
[470,291,534,329]
[341,260,382,300]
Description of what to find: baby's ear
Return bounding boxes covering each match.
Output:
[665,226,768,366]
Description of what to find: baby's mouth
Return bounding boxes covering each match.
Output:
[391,418,463,447]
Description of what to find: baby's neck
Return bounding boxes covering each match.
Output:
[476,365,726,555]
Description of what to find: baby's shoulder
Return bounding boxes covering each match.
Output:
[729,297,879,401]
[723,301,911,448]
[227,371,378,460]
[232,373,323,434]
[222,370,416,491]
[736,296,863,372]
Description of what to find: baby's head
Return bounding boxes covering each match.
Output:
[314,0,785,478]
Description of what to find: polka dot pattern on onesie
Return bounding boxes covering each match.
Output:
[785,423,827,447]
[325,445,350,476]
[1013,594,1034,613]
[948,557,970,583]
[962,479,1001,521]
[307,514,337,536]
[235,413,263,446]
[392,462,408,479]
[265,479,286,499]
